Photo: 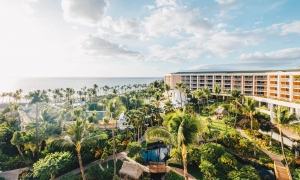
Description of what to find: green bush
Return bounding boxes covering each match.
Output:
[126,142,143,158]
[85,162,101,180]
[293,168,300,180]
[60,173,77,180]
[132,154,146,165]
[165,170,184,180]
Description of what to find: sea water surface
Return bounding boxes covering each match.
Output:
[0,77,162,101]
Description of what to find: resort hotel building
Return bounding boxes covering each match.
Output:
[164,69,300,118]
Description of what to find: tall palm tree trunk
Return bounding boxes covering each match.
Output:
[35,103,39,158]
[77,150,86,180]
[182,144,188,180]
[17,146,27,164]
[112,128,117,180]
[279,126,289,167]
[250,115,256,157]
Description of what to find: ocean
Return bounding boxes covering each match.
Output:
[0,77,162,101]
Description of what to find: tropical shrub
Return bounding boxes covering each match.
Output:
[33,151,73,180]
[60,173,77,180]
[228,165,260,180]
[85,162,101,180]
[293,168,300,180]
[132,154,146,165]
[165,170,184,180]
[126,142,143,158]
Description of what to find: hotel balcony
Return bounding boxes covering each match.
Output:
[255,78,267,80]
[280,97,290,101]
[234,83,242,85]
[224,78,231,80]
[244,93,253,96]
[215,82,222,85]
[244,83,253,86]
[281,84,290,88]
[269,90,278,93]
[224,83,231,85]
[256,89,266,92]
[254,94,264,96]
[256,83,267,86]
[270,78,277,81]
[244,78,253,81]
[244,88,253,91]
[294,85,300,89]
[281,78,290,81]
[294,92,300,95]
[269,95,277,98]
[270,84,278,87]
[280,91,290,94]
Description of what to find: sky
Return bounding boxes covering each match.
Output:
[1,0,300,77]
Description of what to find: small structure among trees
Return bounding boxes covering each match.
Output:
[119,161,143,180]
[215,106,228,119]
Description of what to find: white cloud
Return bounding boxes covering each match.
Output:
[145,5,155,10]
[156,0,177,7]
[80,34,143,61]
[205,31,263,57]
[215,0,236,5]
[112,17,141,39]
[237,48,300,61]
[281,21,300,35]
[61,0,108,26]
[146,41,205,63]
[188,61,290,71]
[144,6,211,37]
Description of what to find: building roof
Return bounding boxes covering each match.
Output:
[215,106,228,115]
[170,68,300,75]
[119,161,143,180]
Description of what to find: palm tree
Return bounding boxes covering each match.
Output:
[201,86,211,107]
[146,109,203,180]
[231,89,243,127]
[164,84,171,101]
[57,119,106,180]
[213,84,221,104]
[274,106,296,173]
[193,89,204,114]
[239,97,258,157]
[28,90,49,157]
[105,98,126,180]
[175,82,187,107]
[11,131,27,164]
[71,107,85,123]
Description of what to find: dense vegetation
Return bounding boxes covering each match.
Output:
[0,81,299,180]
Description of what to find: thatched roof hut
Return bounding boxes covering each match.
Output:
[215,106,228,115]
[119,161,143,180]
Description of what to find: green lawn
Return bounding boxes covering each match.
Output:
[210,119,236,133]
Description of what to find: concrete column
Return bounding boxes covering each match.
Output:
[290,73,293,102]
[269,103,274,123]
[296,108,300,118]
[259,101,261,107]
[290,107,294,115]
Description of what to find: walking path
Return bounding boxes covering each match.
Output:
[236,127,291,180]
[0,168,26,180]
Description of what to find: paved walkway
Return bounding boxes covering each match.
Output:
[0,168,27,180]
[236,127,290,180]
